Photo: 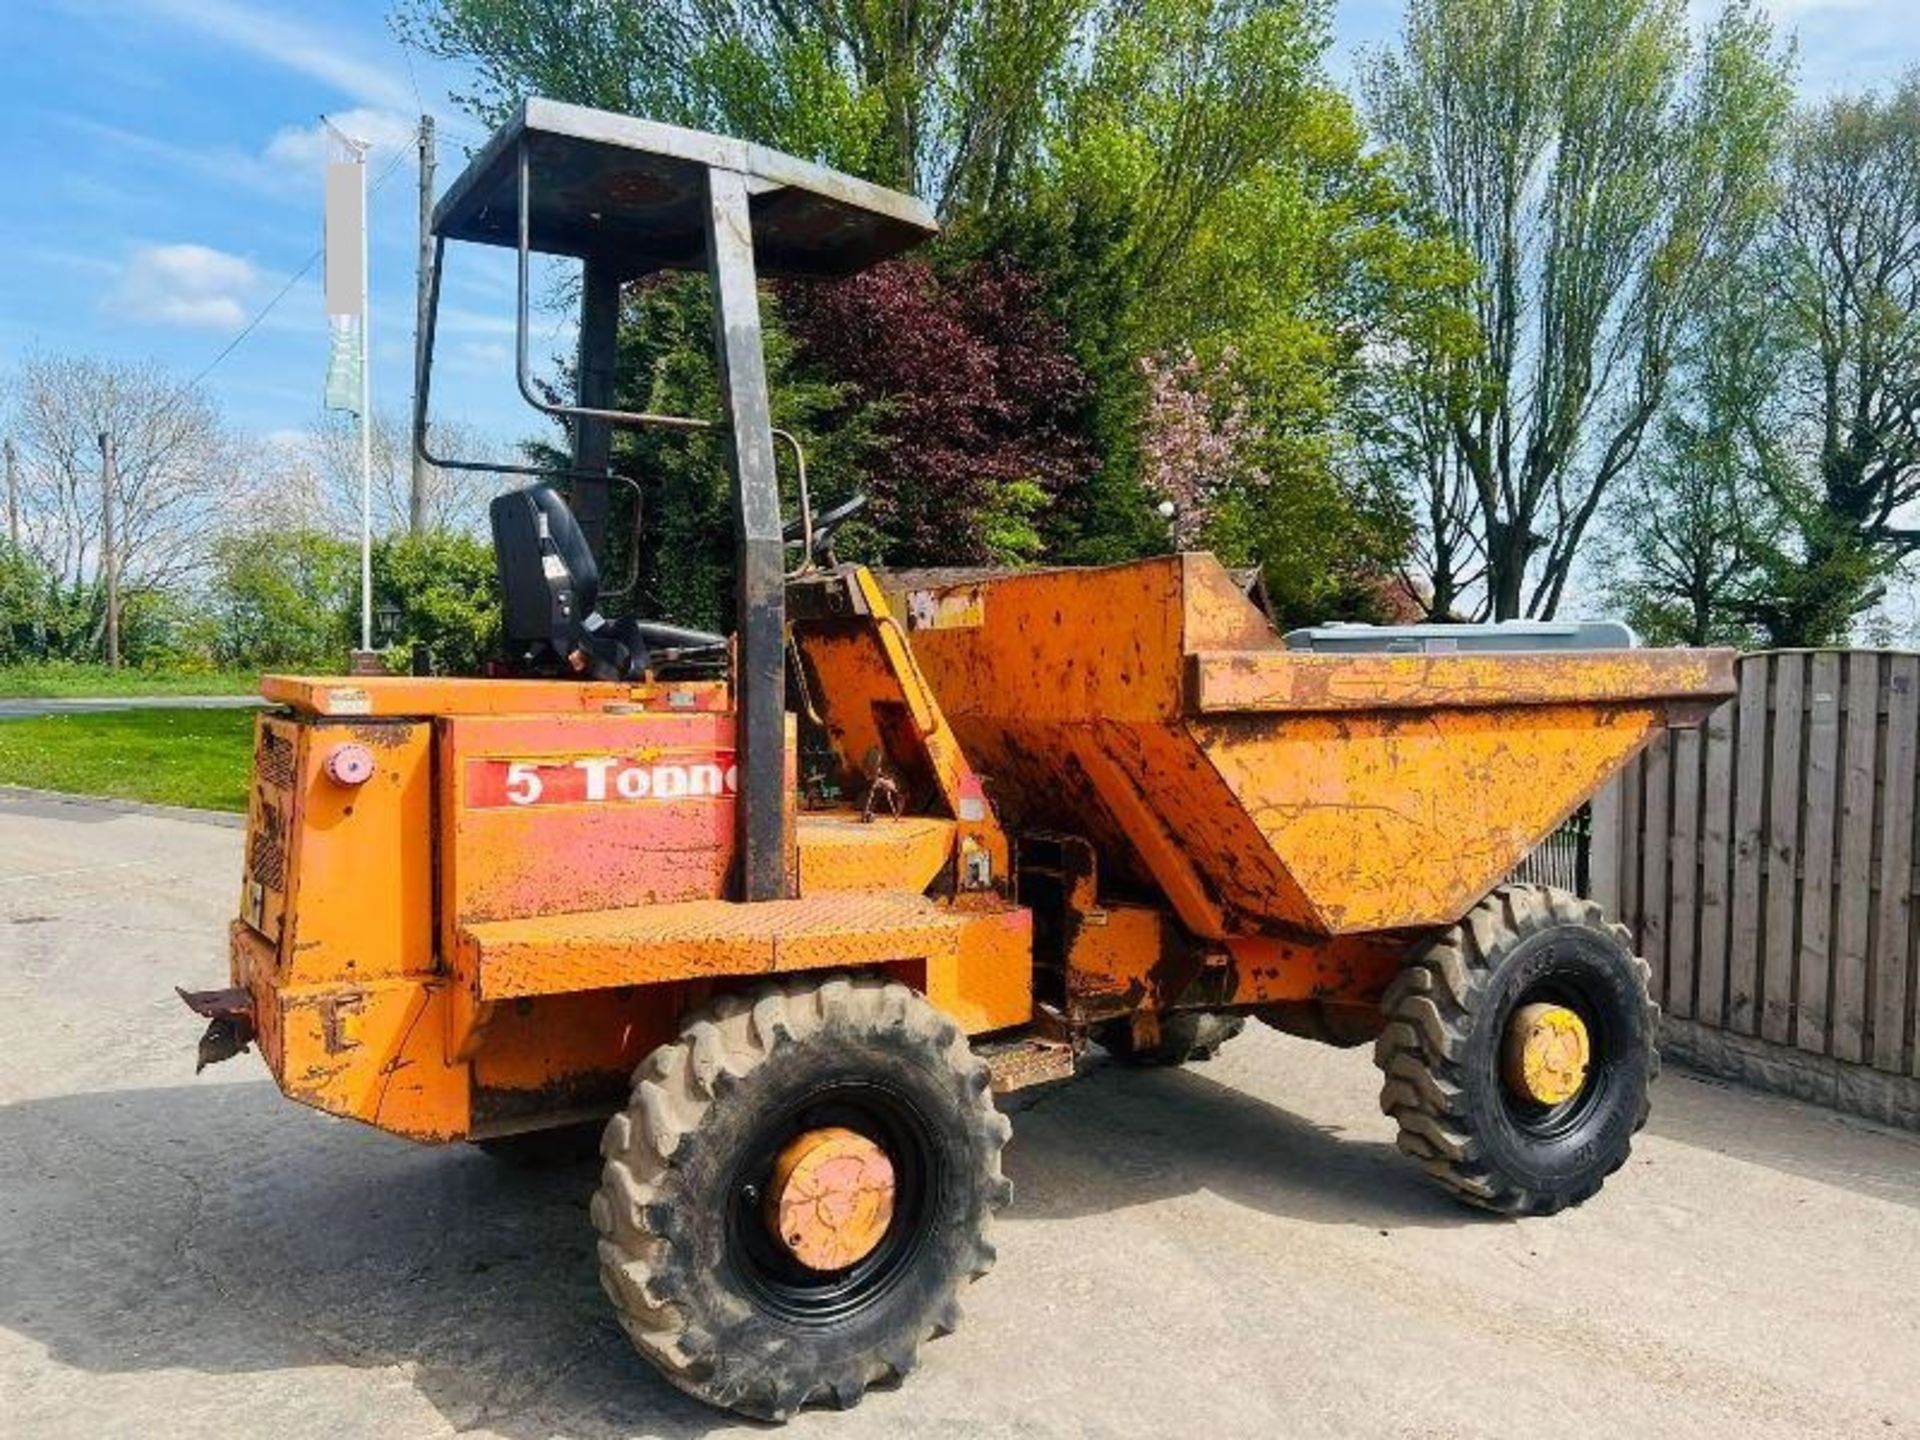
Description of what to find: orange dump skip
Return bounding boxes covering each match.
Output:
[890,555,1735,937]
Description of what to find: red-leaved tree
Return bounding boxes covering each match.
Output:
[783,258,1094,564]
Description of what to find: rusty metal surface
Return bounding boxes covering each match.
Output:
[796,812,954,893]
[1193,705,1672,933]
[436,711,775,949]
[900,553,1738,937]
[977,1036,1077,1092]
[229,628,1035,1145]
[259,674,731,719]
[790,568,1011,892]
[706,162,791,904]
[433,98,938,279]
[766,1126,897,1271]
[179,985,256,1072]
[1504,1002,1591,1106]
[240,716,435,987]
[466,891,969,995]
[237,939,472,1142]
[175,985,251,1019]
[457,890,1031,1036]
[1190,646,1738,714]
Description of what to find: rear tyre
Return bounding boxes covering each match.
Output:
[1374,884,1656,1216]
[592,975,1012,1421]
[1095,1012,1245,1066]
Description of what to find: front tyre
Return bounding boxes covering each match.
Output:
[592,975,1012,1421]
[1374,885,1656,1216]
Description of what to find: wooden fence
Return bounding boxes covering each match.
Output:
[1590,650,1920,1089]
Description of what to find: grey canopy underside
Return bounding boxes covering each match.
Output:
[432,98,939,279]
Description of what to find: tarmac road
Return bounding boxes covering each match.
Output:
[2,790,1918,1439]
[0,695,263,719]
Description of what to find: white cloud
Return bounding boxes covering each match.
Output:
[111,243,258,330]
[58,107,419,202]
[56,112,278,194]
[264,108,419,175]
[139,0,415,111]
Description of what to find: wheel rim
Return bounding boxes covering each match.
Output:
[764,1126,897,1272]
[1502,1002,1590,1107]
[725,1078,937,1327]
[1496,979,1611,1140]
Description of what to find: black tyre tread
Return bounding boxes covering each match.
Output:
[1373,884,1658,1216]
[590,975,1010,1421]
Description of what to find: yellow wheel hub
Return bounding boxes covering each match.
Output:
[1502,1002,1591,1106]
[765,1126,897,1272]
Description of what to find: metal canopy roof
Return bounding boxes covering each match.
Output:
[433,98,939,279]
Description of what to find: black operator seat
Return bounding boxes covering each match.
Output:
[489,484,651,680]
[489,484,730,680]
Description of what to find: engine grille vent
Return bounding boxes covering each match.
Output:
[256,727,296,790]
[247,801,287,891]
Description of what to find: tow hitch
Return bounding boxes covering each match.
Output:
[177,986,255,1073]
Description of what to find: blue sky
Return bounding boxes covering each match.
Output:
[2,0,1917,451]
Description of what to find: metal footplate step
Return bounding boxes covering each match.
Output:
[978,1035,1077,1093]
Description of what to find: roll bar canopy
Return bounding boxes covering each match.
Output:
[432,98,938,277]
[415,100,938,904]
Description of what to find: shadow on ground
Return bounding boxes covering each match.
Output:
[10,1047,1909,1437]
[0,1078,718,1439]
[0,1056,1476,1437]
[1000,1053,1475,1229]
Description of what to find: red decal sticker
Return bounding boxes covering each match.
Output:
[466,752,739,808]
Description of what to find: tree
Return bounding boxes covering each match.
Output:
[982,0,1460,585]
[267,410,502,537]
[400,0,1448,615]
[1365,0,1793,619]
[1742,76,1920,643]
[0,540,57,662]
[204,529,357,668]
[781,257,1094,566]
[371,531,500,671]
[537,272,887,633]
[396,0,1090,214]
[5,354,236,658]
[1598,296,1780,646]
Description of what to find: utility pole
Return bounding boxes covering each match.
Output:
[97,430,120,668]
[3,437,17,551]
[409,112,436,536]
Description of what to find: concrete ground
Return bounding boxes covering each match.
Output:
[3,792,1917,1440]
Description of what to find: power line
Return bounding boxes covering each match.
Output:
[182,248,321,393]
[181,133,414,397]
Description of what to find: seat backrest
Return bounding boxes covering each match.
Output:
[490,484,599,647]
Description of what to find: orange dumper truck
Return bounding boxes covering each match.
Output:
[181,101,1737,1420]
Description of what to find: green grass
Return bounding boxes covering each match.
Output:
[0,707,256,812]
[0,663,261,699]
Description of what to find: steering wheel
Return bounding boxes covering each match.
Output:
[784,493,868,563]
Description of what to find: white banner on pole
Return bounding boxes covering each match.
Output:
[324,315,362,414]
[323,161,364,315]
[320,120,376,651]
[323,154,366,416]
